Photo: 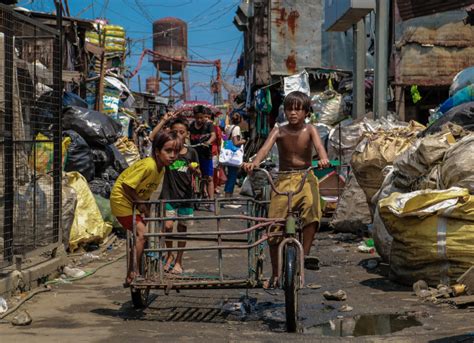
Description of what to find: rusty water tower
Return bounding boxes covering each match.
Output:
[152,17,188,101]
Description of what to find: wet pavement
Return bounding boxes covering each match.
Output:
[2,206,474,342]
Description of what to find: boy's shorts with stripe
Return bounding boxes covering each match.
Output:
[267,171,322,245]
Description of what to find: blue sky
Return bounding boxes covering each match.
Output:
[18,0,243,102]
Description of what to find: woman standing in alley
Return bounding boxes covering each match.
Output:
[223,112,246,200]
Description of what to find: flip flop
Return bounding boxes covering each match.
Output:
[304,256,320,270]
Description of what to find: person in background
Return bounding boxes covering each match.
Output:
[189,105,216,211]
[207,111,223,195]
[224,112,246,201]
[110,131,182,286]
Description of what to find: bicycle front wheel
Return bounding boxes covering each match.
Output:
[283,244,299,332]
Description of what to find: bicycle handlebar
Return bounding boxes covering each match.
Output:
[253,165,316,197]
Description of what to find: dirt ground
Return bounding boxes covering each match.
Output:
[1,206,474,342]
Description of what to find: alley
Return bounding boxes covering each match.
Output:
[2,206,474,342]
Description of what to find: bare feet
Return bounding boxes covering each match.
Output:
[164,254,175,272]
[170,263,184,275]
[263,276,280,289]
[124,271,137,287]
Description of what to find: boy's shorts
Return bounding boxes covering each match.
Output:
[165,203,194,225]
[116,214,145,231]
[198,157,214,177]
[267,171,321,246]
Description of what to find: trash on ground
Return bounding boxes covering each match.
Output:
[63,266,86,278]
[366,259,379,270]
[11,310,32,326]
[338,305,353,312]
[0,297,8,314]
[306,283,322,289]
[323,290,347,301]
[357,242,375,254]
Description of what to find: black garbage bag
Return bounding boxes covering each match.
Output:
[88,178,112,199]
[91,148,112,177]
[106,144,129,173]
[63,130,95,181]
[102,166,120,181]
[63,92,88,108]
[421,102,474,137]
[62,106,122,146]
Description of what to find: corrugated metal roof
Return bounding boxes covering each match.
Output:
[396,0,474,21]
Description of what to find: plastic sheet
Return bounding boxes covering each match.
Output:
[94,194,122,229]
[114,137,139,167]
[62,180,77,249]
[283,70,310,96]
[65,172,112,252]
[438,84,474,115]
[312,90,345,126]
[450,66,474,97]
[379,188,474,286]
[62,106,122,147]
[63,92,87,108]
[63,130,95,182]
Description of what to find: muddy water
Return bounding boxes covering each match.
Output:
[304,313,422,337]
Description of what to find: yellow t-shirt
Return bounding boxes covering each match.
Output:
[110,157,164,217]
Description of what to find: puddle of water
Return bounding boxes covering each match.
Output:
[304,313,422,337]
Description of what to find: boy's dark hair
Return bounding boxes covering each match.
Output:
[169,117,189,131]
[152,130,183,153]
[283,91,311,113]
[193,105,206,116]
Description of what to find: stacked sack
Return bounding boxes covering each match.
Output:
[85,24,126,53]
[373,123,474,285]
[351,121,425,207]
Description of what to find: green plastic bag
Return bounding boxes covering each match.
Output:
[93,194,123,230]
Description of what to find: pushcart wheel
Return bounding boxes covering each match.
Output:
[283,244,299,332]
[131,255,150,309]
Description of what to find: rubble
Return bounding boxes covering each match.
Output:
[11,311,32,326]
[323,290,347,301]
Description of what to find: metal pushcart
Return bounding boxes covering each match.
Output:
[126,166,324,332]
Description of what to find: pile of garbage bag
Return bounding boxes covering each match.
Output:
[351,121,425,205]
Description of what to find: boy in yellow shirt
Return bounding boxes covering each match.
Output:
[111,131,183,286]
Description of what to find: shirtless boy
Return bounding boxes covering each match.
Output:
[243,91,330,287]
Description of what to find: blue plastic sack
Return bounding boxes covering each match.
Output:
[439,85,474,114]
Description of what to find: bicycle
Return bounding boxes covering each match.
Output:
[126,165,321,332]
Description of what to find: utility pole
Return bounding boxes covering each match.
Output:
[353,18,366,119]
[374,0,390,119]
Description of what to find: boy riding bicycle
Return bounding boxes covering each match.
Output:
[242,91,330,287]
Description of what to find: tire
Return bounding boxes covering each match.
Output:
[131,254,150,309]
[284,244,299,332]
